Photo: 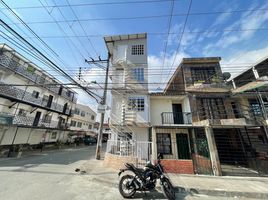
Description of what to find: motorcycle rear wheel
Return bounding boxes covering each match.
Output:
[118,174,136,198]
[161,178,175,200]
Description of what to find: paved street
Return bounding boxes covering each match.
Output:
[0,146,263,200]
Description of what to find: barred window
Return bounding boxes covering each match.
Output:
[32,90,39,98]
[128,97,145,111]
[131,45,144,55]
[157,133,172,155]
[132,68,144,82]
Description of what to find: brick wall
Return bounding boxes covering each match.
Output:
[103,153,138,170]
[160,159,194,174]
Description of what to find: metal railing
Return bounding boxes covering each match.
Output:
[161,112,192,124]
[196,106,258,122]
[0,54,76,103]
[0,82,67,114]
[106,140,152,165]
[0,113,69,129]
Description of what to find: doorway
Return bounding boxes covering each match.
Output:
[172,104,183,124]
[33,111,41,126]
[176,133,190,159]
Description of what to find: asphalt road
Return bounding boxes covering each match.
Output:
[0,145,97,167]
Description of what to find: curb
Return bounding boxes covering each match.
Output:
[90,176,268,199]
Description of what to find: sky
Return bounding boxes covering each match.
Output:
[0,0,268,118]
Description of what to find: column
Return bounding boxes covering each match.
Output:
[205,127,222,176]
[151,127,157,162]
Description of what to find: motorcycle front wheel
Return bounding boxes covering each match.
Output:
[161,178,176,200]
[118,174,136,198]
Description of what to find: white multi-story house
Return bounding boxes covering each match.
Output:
[0,44,77,149]
[69,103,96,136]
[104,33,150,142]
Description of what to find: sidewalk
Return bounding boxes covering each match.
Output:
[80,159,268,199]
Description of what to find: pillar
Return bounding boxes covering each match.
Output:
[151,127,157,162]
[205,127,222,176]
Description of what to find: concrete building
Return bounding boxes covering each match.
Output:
[0,44,77,153]
[104,33,150,142]
[69,103,96,136]
[150,57,268,176]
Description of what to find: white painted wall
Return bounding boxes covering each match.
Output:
[150,98,173,126]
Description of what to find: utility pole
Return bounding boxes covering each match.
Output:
[85,53,110,160]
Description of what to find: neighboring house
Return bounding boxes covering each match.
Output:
[104,33,150,142]
[0,44,77,149]
[151,57,268,176]
[69,103,96,136]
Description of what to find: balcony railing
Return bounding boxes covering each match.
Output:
[0,113,69,129]
[0,82,69,114]
[161,112,192,125]
[0,54,76,102]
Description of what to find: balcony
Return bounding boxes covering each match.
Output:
[193,107,260,126]
[161,112,192,125]
[0,82,69,115]
[0,54,76,102]
[0,113,69,129]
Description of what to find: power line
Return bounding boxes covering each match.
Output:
[0,0,177,9]
[163,0,192,85]
[0,0,58,58]
[66,0,99,57]
[160,0,174,87]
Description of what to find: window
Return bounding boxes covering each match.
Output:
[91,115,95,120]
[128,97,145,111]
[198,98,226,120]
[81,111,85,117]
[190,67,217,84]
[88,124,92,129]
[70,120,76,127]
[157,133,172,154]
[132,68,144,82]
[18,109,27,116]
[51,132,57,139]
[32,90,39,98]
[77,122,82,128]
[74,108,80,115]
[42,114,52,123]
[131,44,144,55]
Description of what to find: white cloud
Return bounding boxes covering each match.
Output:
[221,46,268,78]
[148,51,189,91]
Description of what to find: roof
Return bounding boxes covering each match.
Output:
[182,57,221,64]
[229,56,268,81]
[149,92,186,96]
[103,33,147,54]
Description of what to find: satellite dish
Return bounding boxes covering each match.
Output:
[222,72,231,81]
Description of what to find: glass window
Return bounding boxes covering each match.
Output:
[42,114,52,123]
[131,44,144,55]
[74,108,80,115]
[77,122,82,128]
[51,132,57,139]
[128,97,145,111]
[88,124,92,129]
[32,90,39,98]
[157,133,172,155]
[132,68,144,82]
[91,115,95,120]
[18,109,27,116]
[81,111,85,117]
[70,120,76,127]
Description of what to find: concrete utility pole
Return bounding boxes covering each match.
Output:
[85,53,110,160]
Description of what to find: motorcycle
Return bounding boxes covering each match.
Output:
[118,153,176,200]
